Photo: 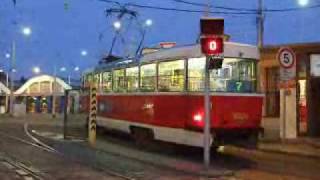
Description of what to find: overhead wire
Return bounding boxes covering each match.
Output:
[125,3,257,15]
[171,0,320,13]
[98,0,320,16]
[172,0,258,12]
[97,0,257,15]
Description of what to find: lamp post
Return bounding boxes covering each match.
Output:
[257,0,309,49]
[9,41,16,116]
[52,65,57,118]
[9,26,32,116]
[58,66,69,85]
[2,55,10,113]
[73,66,80,87]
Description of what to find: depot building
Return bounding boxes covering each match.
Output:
[0,74,79,115]
[260,42,320,139]
[0,82,10,114]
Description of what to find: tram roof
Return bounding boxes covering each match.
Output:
[87,42,259,74]
[140,42,259,63]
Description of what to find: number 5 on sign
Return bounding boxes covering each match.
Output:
[277,47,296,85]
[278,48,295,69]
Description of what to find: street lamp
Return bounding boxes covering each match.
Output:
[9,26,32,116]
[60,67,67,72]
[81,50,87,57]
[32,66,41,74]
[5,53,11,59]
[74,66,80,72]
[22,27,32,36]
[113,21,121,30]
[298,0,309,6]
[145,19,153,27]
[60,66,71,85]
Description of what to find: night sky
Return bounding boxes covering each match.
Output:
[0,0,319,78]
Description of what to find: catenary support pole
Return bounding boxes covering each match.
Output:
[63,90,69,139]
[9,40,16,116]
[257,0,264,49]
[52,66,57,118]
[203,0,212,170]
[204,56,211,169]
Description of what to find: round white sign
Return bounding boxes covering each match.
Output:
[278,48,296,69]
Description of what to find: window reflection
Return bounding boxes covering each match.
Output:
[158,60,184,92]
[140,64,156,92]
[187,58,256,92]
[113,69,126,92]
[188,58,205,91]
[126,67,139,92]
[102,72,112,92]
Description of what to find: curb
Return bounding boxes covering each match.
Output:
[257,147,320,160]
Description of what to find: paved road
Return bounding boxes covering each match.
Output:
[2,115,320,180]
[0,118,126,180]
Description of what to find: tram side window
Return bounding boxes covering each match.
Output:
[87,74,93,85]
[94,73,100,86]
[113,69,126,92]
[188,58,205,91]
[210,58,256,93]
[140,64,156,92]
[102,72,112,92]
[126,67,139,92]
[158,60,185,92]
[82,75,87,87]
[210,68,228,92]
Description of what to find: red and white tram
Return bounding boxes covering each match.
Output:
[81,42,263,148]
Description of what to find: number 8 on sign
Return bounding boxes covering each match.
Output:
[278,48,295,69]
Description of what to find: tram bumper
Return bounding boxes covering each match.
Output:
[212,127,264,149]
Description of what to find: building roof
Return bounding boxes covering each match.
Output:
[14,74,71,95]
[262,42,320,53]
[0,82,10,95]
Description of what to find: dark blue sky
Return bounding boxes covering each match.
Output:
[0,0,319,78]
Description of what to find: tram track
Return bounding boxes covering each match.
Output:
[0,122,136,180]
[1,154,46,180]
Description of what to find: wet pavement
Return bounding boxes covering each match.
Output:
[1,114,320,180]
[0,118,127,180]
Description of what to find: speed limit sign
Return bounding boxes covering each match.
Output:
[278,47,296,69]
[277,47,296,87]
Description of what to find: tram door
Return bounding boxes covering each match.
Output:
[308,54,320,137]
[308,78,320,137]
[27,97,37,113]
[298,80,307,134]
[40,97,48,113]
